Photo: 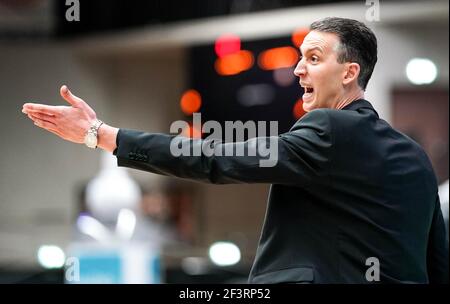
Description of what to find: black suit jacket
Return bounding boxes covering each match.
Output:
[113,99,448,283]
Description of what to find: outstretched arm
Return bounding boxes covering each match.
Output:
[22,85,119,152]
[23,86,333,186]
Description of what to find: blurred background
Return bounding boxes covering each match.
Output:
[0,0,448,283]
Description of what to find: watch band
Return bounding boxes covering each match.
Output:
[90,119,104,135]
[85,119,103,148]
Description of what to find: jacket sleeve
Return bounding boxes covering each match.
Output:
[427,195,449,284]
[113,110,333,185]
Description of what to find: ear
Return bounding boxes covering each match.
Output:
[343,62,360,86]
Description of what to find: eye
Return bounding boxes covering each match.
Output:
[311,55,319,63]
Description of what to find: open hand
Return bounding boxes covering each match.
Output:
[22,85,98,144]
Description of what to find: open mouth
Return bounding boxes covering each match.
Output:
[302,84,314,102]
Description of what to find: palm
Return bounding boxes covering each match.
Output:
[22,85,97,143]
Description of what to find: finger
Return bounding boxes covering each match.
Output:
[60,85,84,107]
[29,116,57,130]
[28,113,54,125]
[31,117,69,141]
[23,103,60,116]
[34,120,64,139]
[25,109,56,117]
[28,112,56,124]
[48,129,64,138]
[33,120,56,132]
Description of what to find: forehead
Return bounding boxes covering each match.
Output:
[300,30,340,54]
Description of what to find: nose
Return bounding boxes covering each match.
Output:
[293,59,306,77]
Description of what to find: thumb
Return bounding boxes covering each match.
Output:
[60,85,83,107]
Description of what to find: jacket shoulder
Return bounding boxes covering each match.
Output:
[289,109,332,133]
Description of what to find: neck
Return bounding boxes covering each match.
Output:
[335,88,365,110]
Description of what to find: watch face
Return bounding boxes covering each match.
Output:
[84,132,97,148]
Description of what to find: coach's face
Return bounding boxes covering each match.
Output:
[294,30,349,112]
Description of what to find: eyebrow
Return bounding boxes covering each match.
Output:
[299,46,324,57]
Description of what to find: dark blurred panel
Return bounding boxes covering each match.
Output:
[189,36,303,135]
[0,0,54,40]
[0,269,64,284]
[54,0,357,38]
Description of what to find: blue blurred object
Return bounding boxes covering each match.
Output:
[65,243,161,284]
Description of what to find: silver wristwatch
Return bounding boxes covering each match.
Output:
[84,119,104,149]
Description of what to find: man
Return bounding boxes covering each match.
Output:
[22,17,448,283]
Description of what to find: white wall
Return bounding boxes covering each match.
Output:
[367,22,449,121]
[0,43,112,268]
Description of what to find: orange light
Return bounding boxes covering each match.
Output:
[180,89,202,115]
[215,50,254,76]
[291,28,309,48]
[215,34,241,58]
[182,122,202,138]
[258,46,299,71]
[293,99,306,120]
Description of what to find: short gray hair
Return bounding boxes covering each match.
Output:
[310,17,378,90]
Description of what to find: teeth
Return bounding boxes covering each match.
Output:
[301,84,313,93]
